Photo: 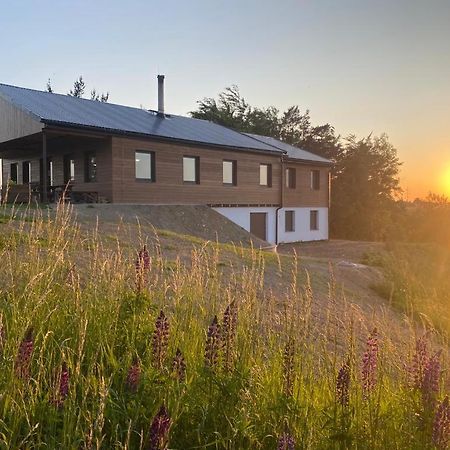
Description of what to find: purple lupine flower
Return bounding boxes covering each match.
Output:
[409,333,430,389]
[52,361,69,408]
[221,301,237,373]
[277,431,296,450]
[148,404,172,450]
[172,348,186,382]
[422,350,442,409]
[15,327,34,380]
[135,245,150,291]
[432,396,450,450]
[361,328,379,398]
[282,338,295,397]
[136,245,150,272]
[205,315,220,368]
[152,311,169,370]
[126,356,141,392]
[336,359,351,407]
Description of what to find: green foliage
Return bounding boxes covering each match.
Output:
[368,243,450,334]
[331,134,402,240]
[0,205,447,448]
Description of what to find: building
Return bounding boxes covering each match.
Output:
[0,78,332,244]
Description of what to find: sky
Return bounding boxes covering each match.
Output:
[1,0,449,199]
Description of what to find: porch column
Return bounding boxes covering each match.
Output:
[42,131,48,203]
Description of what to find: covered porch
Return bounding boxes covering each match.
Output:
[0,128,112,204]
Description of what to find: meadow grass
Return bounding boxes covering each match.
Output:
[364,243,450,335]
[0,203,448,449]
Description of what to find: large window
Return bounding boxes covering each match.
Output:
[85,152,97,182]
[10,163,18,183]
[285,167,296,189]
[259,163,272,187]
[135,151,155,181]
[22,161,31,184]
[223,160,237,185]
[285,210,295,232]
[310,210,319,230]
[64,155,75,184]
[183,156,200,184]
[311,170,320,190]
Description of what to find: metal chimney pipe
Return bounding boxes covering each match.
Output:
[157,74,165,116]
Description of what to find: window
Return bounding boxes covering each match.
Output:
[64,155,75,184]
[85,152,97,182]
[22,161,31,184]
[223,160,237,185]
[285,167,296,189]
[285,210,295,232]
[135,151,155,181]
[311,170,320,190]
[10,163,18,183]
[183,156,200,184]
[310,210,319,230]
[259,163,272,187]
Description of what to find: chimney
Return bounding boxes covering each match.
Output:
[157,74,165,116]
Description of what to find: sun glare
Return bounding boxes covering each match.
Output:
[442,165,450,197]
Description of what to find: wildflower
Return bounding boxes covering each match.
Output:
[336,358,351,407]
[205,315,220,368]
[221,301,237,373]
[432,396,450,450]
[361,328,378,398]
[15,327,34,380]
[172,348,186,382]
[135,245,150,291]
[148,404,172,450]
[136,245,151,272]
[409,333,430,389]
[126,356,141,392]
[152,311,169,370]
[282,337,295,397]
[52,361,69,408]
[422,350,441,409]
[277,431,296,450]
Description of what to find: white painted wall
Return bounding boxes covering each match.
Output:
[213,206,277,244]
[214,206,328,244]
[277,207,328,243]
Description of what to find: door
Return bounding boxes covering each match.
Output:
[250,212,267,241]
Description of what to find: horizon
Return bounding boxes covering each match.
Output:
[1,0,449,198]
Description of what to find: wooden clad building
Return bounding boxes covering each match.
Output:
[0,80,332,244]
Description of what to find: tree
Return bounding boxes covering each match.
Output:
[46,78,53,93]
[90,89,109,103]
[46,76,109,102]
[330,134,402,240]
[191,86,340,159]
[68,76,86,98]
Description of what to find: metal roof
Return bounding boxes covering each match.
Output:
[244,133,332,164]
[0,83,282,154]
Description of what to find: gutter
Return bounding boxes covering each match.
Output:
[275,155,285,246]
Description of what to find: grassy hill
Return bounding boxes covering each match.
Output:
[0,204,448,449]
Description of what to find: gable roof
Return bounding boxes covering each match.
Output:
[0,83,282,154]
[244,133,332,164]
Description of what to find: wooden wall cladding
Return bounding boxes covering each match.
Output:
[111,137,282,205]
